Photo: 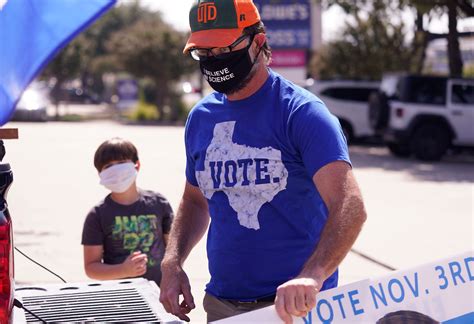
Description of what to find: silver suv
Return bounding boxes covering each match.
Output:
[369,74,474,161]
[307,80,380,143]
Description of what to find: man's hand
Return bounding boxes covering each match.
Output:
[122,251,148,277]
[275,277,322,324]
[159,261,195,322]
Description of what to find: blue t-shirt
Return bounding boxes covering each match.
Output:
[185,69,350,300]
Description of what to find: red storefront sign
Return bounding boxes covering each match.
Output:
[270,49,306,67]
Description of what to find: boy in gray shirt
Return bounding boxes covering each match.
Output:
[82,137,173,286]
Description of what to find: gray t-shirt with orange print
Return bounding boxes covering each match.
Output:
[81,190,174,286]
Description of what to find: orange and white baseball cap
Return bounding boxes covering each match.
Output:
[183,0,261,54]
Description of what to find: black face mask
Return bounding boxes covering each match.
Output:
[199,43,256,94]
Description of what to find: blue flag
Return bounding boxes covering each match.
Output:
[0,0,116,126]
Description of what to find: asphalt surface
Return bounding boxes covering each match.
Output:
[46,103,113,119]
[4,121,473,323]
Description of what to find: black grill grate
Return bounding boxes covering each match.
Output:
[21,287,161,323]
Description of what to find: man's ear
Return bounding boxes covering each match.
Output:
[254,33,266,48]
[135,160,141,172]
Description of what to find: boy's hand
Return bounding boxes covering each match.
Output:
[122,251,148,277]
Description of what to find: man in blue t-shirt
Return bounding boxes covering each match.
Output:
[160,1,367,323]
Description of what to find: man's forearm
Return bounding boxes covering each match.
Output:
[300,192,366,282]
[162,192,210,267]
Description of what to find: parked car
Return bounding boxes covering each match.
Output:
[12,81,49,122]
[307,80,380,143]
[369,73,474,161]
[62,87,101,104]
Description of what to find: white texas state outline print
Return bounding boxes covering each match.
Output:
[196,121,288,230]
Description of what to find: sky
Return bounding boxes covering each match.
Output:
[134,0,474,42]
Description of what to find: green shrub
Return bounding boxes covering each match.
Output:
[127,101,159,121]
[464,63,474,78]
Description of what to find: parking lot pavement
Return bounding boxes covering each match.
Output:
[46,103,114,119]
[4,121,473,323]
[339,145,473,284]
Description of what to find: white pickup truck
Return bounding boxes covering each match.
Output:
[369,74,474,161]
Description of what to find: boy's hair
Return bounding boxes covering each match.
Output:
[94,137,139,172]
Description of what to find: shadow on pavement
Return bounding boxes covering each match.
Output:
[350,145,474,183]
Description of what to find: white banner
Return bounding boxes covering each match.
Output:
[215,251,474,323]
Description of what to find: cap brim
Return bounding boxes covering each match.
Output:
[183,28,244,54]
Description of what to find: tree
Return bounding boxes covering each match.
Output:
[312,0,412,80]
[402,0,473,77]
[107,17,196,120]
[319,0,474,77]
[75,1,156,92]
[406,2,436,74]
[40,1,166,101]
[41,38,85,119]
[41,1,196,121]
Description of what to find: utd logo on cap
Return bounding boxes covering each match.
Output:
[184,0,261,53]
[197,2,217,23]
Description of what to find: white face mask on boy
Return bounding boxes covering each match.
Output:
[99,162,137,193]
